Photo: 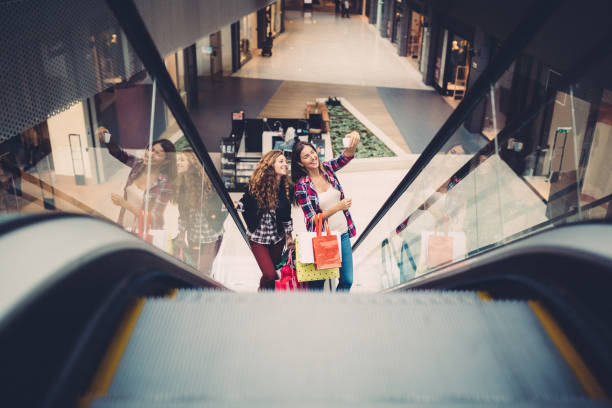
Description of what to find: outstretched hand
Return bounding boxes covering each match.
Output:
[344,130,360,156]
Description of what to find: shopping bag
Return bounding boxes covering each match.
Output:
[295,237,340,282]
[312,213,341,270]
[296,231,316,264]
[132,211,153,243]
[296,229,341,264]
[425,220,454,269]
[275,249,304,291]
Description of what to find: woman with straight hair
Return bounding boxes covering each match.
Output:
[292,130,360,291]
[237,150,294,291]
[97,126,176,231]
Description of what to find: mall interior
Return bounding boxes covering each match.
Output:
[1,0,612,406]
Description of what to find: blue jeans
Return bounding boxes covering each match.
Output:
[309,233,353,292]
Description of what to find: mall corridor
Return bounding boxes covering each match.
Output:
[1,0,612,406]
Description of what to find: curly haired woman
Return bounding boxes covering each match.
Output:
[236,150,294,291]
[175,149,226,276]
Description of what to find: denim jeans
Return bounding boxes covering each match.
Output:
[309,232,353,292]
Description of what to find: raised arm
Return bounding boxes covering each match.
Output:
[326,130,359,171]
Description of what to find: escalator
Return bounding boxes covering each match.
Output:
[1,216,611,407]
[86,290,606,407]
[1,0,612,406]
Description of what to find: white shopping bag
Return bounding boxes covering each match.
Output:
[296,230,342,264]
[150,229,171,253]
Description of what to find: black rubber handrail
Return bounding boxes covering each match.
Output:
[104,0,249,245]
[352,0,565,251]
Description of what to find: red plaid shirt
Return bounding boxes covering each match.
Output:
[295,152,356,238]
[110,147,173,230]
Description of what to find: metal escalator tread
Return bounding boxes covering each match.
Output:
[91,291,609,407]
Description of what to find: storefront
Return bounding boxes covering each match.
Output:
[433,24,473,105]
[164,49,186,106]
[406,10,426,71]
[164,45,199,113]
[390,0,403,44]
[237,12,258,67]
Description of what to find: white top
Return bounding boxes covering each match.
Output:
[318,187,348,234]
[123,183,144,229]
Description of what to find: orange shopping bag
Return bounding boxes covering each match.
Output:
[426,218,454,269]
[132,210,153,243]
[312,213,341,270]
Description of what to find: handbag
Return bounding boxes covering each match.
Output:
[295,237,340,282]
[312,213,341,270]
[426,219,454,269]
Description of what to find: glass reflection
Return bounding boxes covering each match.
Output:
[175,149,225,276]
[97,126,176,232]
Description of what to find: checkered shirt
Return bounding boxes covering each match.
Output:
[295,152,356,238]
[236,202,293,245]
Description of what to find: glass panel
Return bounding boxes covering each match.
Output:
[354,51,612,291]
[0,1,257,290]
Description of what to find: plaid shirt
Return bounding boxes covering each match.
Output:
[295,152,356,238]
[236,203,293,245]
[179,206,222,245]
[110,147,173,230]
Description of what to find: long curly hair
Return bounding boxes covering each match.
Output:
[248,150,291,212]
[175,149,213,210]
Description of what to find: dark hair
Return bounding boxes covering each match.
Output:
[151,139,177,183]
[291,141,322,184]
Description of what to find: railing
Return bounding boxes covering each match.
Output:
[0,0,258,291]
[351,1,612,290]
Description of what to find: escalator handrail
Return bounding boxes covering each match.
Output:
[352,0,565,251]
[103,0,250,245]
[382,221,612,293]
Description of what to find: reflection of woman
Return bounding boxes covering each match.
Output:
[292,130,359,292]
[175,149,225,275]
[97,126,176,231]
[237,150,293,291]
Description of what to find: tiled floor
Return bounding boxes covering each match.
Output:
[235,11,432,90]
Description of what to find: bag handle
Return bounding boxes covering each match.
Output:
[315,213,332,237]
[316,213,327,237]
[433,214,450,237]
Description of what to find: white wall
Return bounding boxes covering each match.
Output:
[221,24,233,75]
[47,102,93,178]
[248,12,258,55]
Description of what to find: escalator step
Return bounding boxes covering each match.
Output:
[92,291,606,407]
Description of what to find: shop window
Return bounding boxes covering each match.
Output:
[407,12,425,68]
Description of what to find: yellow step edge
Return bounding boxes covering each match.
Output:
[478,291,493,301]
[79,298,146,407]
[528,300,607,399]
